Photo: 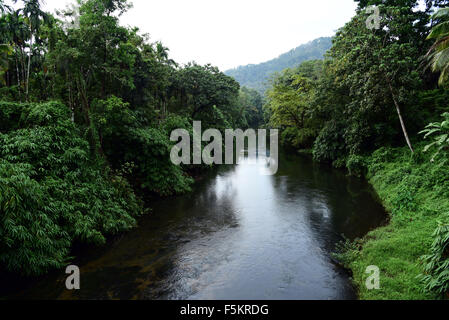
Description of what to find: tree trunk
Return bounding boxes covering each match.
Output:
[15,51,21,102]
[388,82,414,153]
[20,46,26,96]
[26,24,33,101]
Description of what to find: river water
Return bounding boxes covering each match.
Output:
[8,150,385,300]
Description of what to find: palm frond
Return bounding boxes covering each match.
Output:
[439,63,449,86]
[431,47,449,72]
[427,8,449,86]
[431,7,449,20]
[427,21,449,40]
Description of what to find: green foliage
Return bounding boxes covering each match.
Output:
[172,63,241,129]
[313,119,347,166]
[420,112,449,164]
[390,184,418,217]
[0,0,259,278]
[0,101,26,132]
[261,0,449,299]
[0,101,142,275]
[0,160,71,275]
[332,236,362,268]
[346,154,366,177]
[91,96,193,196]
[347,143,449,299]
[419,215,449,296]
[426,8,449,86]
[237,87,264,129]
[0,43,12,84]
[265,1,449,178]
[265,60,323,150]
[316,7,422,156]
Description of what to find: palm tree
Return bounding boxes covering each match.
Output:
[22,0,48,100]
[0,1,11,85]
[2,10,30,99]
[427,8,449,86]
[0,43,12,84]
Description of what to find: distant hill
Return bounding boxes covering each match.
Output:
[225,37,332,94]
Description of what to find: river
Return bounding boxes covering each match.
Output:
[6,150,386,300]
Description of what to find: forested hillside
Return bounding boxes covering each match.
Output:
[0,0,264,276]
[225,37,332,94]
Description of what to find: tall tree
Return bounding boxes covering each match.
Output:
[0,9,30,100]
[426,8,449,85]
[0,44,12,85]
[46,0,135,156]
[21,0,48,100]
[174,63,240,129]
[318,4,427,155]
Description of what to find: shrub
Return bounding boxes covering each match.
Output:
[91,96,193,196]
[346,154,366,177]
[332,236,361,268]
[0,101,143,275]
[313,119,347,163]
[419,215,449,297]
[420,112,449,164]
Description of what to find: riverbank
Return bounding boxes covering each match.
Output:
[339,144,448,300]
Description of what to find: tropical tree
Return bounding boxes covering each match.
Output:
[0,9,27,97]
[266,69,318,148]
[421,112,449,163]
[238,87,264,129]
[0,43,12,84]
[20,0,48,100]
[174,63,240,129]
[0,1,11,85]
[426,8,449,85]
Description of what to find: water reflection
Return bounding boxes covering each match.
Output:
[6,150,385,300]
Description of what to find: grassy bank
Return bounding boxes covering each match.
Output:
[339,144,449,300]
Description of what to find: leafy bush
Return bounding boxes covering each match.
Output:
[0,101,27,133]
[0,160,71,275]
[391,185,418,216]
[313,119,347,164]
[91,96,193,196]
[0,101,143,275]
[420,112,449,164]
[419,215,449,297]
[346,154,366,177]
[127,127,193,195]
[280,126,317,150]
[332,236,361,268]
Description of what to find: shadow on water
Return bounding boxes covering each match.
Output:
[2,150,386,300]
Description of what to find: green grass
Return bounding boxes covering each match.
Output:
[345,144,449,300]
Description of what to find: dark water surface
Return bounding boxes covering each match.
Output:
[7,151,386,300]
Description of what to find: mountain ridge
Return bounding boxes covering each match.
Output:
[225,37,332,94]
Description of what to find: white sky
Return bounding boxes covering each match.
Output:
[40,0,358,71]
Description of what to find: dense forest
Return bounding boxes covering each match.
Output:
[0,0,263,276]
[264,0,449,299]
[225,37,332,94]
[1,0,449,300]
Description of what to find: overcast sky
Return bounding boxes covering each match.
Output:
[40,0,358,71]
